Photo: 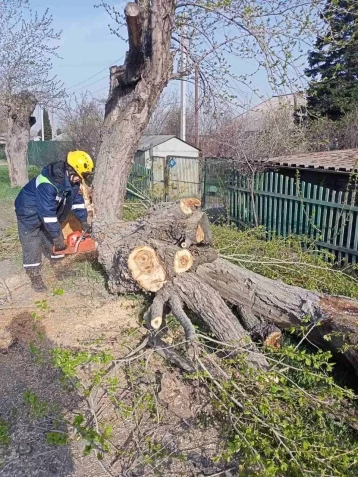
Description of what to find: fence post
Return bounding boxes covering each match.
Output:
[202,157,207,208]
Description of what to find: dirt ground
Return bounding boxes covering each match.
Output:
[0,204,233,476]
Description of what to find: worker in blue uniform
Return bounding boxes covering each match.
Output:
[15,151,94,292]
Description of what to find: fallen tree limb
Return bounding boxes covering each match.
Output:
[197,258,358,371]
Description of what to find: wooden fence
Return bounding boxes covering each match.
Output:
[229,171,358,263]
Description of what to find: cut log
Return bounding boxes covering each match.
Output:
[180,211,212,249]
[144,289,168,330]
[128,245,166,292]
[236,306,282,348]
[99,200,358,374]
[172,273,269,370]
[197,258,358,371]
[98,200,214,293]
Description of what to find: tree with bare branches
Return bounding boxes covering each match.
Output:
[59,94,104,160]
[0,0,65,186]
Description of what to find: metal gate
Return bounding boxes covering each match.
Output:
[151,155,201,201]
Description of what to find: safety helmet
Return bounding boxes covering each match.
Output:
[67,151,94,181]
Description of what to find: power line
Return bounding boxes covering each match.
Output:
[89,85,109,96]
[70,74,108,94]
[66,55,125,91]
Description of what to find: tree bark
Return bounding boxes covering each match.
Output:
[98,200,358,373]
[197,258,358,371]
[93,0,176,231]
[5,91,37,187]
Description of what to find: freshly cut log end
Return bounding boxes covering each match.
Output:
[180,198,201,215]
[151,316,163,330]
[196,224,205,243]
[264,331,282,349]
[128,246,166,292]
[174,250,193,274]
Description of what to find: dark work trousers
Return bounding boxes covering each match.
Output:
[17,219,62,269]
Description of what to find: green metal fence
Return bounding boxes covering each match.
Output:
[27,141,73,167]
[202,158,231,210]
[127,163,151,199]
[229,170,358,263]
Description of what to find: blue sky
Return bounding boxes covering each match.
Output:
[31,0,127,97]
[29,0,313,130]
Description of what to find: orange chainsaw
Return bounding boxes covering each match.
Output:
[52,231,97,256]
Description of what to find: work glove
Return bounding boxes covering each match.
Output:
[53,234,67,252]
[81,221,92,234]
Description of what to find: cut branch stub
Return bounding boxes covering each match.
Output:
[174,249,193,274]
[144,290,168,330]
[180,198,201,215]
[180,211,212,249]
[128,246,166,292]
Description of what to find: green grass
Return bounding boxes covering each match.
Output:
[213,225,358,299]
[0,165,40,201]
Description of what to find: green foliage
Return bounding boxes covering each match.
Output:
[72,414,111,458]
[122,200,148,221]
[23,390,50,419]
[194,336,358,476]
[306,0,358,119]
[51,348,113,380]
[213,225,358,298]
[45,431,68,446]
[0,420,10,446]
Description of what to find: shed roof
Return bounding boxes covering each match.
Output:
[138,135,176,151]
[265,149,358,172]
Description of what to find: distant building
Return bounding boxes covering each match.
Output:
[263,148,358,192]
[135,135,200,199]
[135,135,199,167]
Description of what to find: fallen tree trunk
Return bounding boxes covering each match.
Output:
[99,199,358,373]
[197,258,358,371]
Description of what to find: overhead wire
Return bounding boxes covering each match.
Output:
[66,55,125,91]
[65,54,126,97]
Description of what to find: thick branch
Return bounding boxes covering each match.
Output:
[197,259,358,371]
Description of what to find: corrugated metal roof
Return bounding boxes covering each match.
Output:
[137,135,176,151]
[265,149,358,172]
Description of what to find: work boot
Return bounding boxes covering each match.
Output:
[25,267,47,292]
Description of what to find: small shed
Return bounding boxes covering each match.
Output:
[134,135,201,199]
[135,135,199,168]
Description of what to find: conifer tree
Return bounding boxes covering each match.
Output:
[306,0,358,120]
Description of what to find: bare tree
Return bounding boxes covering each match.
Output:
[0,0,65,186]
[59,94,104,160]
[93,0,323,231]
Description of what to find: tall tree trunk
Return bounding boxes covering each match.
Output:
[5,92,37,187]
[93,1,176,232]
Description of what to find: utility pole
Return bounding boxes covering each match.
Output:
[194,63,199,149]
[41,106,44,141]
[180,22,187,142]
[51,106,55,139]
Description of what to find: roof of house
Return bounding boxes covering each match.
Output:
[265,149,358,172]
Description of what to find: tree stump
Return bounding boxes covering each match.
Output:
[97,199,358,373]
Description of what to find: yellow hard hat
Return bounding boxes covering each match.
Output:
[67,151,94,180]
